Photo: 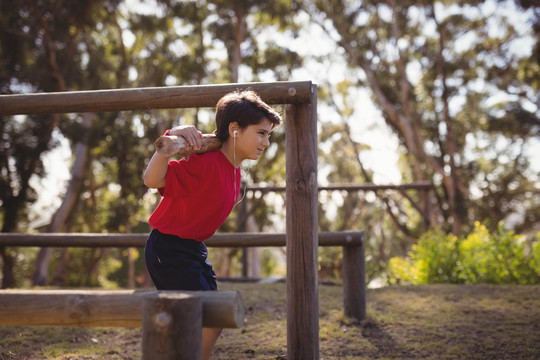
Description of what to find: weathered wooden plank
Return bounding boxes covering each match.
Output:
[0,231,364,248]
[247,181,433,193]
[0,81,312,115]
[285,84,319,359]
[0,290,244,329]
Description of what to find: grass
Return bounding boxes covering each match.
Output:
[1,283,539,359]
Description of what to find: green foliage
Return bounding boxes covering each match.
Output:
[388,222,540,285]
[259,248,283,277]
[318,246,342,280]
[530,232,540,277]
[48,248,124,288]
[413,230,460,284]
[458,222,534,284]
[1,0,538,289]
[313,0,540,236]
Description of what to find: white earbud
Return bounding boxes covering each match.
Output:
[233,129,238,137]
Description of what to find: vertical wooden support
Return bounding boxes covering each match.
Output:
[142,293,202,360]
[342,231,366,321]
[286,83,319,359]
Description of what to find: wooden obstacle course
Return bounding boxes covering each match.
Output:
[0,289,244,360]
[0,80,335,359]
[0,231,366,323]
[142,292,202,360]
[0,81,312,115]
[0,289,243,328]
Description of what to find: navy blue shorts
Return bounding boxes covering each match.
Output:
[144,229,217,291]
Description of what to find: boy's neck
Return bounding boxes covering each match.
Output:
[219,141,241,168]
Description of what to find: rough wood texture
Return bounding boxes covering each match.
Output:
[342,239,367,321]
[154,134,222,158]
[0,231,363,248]
[0,290,244,329]
[246,181,432,192]
[0,231,366,324]
[285,84,319,359]
[0,81,312,115]
[142,293,202,360]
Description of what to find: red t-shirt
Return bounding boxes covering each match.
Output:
[148,150,241,241]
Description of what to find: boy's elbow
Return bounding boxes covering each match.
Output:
[143,173,155,188]
[143,175,165,189]
[143,177,156,189]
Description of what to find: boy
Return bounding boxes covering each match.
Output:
[143,90,282,359]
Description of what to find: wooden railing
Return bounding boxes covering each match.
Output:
[0,230,366,321]
[0,289,244,360]
[0,80,323,359]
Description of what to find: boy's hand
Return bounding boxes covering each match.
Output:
[170,125,203,151]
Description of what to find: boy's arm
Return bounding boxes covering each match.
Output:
[143,125,203,189]
[143,152,169,189]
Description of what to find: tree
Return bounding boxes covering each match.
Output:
[309,0,539,235]
[0,0,123,287]
[2,0,305,287]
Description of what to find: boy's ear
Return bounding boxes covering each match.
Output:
[229,122,239,136]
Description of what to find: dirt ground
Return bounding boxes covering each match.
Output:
[1,283,539,359]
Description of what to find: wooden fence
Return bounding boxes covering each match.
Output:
[1,80,326,359]
[0,289,244,360]
[0,230,366,321]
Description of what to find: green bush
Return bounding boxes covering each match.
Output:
[412,230,460,284]
[387,256,417,285]
[531,232,540,277]
[388,222,540,285]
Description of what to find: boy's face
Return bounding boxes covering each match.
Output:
[236,117,273,161]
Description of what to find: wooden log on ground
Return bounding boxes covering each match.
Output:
[0,290,244,329]
[142,293,202,360]
[154,134,222,158]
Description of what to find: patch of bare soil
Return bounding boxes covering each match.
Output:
[1,283,539,359]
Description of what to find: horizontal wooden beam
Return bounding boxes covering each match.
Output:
[0,289,244,329]
[0,81,313,115]
[0,231,363,248]
[247,181,433,193]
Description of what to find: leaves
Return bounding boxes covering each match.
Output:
[0,0,538,287]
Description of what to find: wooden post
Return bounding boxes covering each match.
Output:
[142,293,202,360]
[342,231,366,321]
[286,83,318,359]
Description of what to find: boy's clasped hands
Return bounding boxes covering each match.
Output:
[169,125,203,151]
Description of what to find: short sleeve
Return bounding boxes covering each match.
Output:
[159,155,207,198]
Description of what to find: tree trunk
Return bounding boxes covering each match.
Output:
[32,113,93,286]
[314,1,475,234]
[87,248,107,285]
[50,248,70,287]
[231,9,245,82]
[0,247,15,289]
[127,248,136,288]
[246,215,261,278]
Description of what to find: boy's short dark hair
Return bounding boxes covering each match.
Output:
[214,90,282,142]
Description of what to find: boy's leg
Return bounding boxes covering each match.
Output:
[202,327,222,360]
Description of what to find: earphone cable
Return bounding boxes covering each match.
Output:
[232,131,249,208]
